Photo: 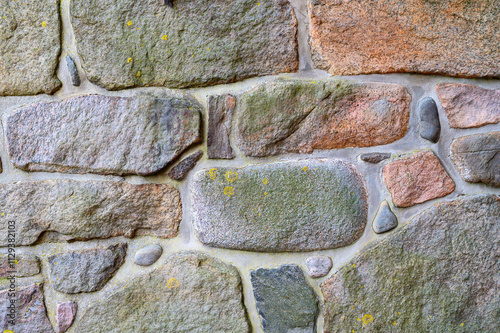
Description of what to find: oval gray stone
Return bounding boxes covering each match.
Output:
[418,97,440,142]
[305,256,333,278]
[372,200,398,234]
[134,245,163,266]
[66,55,81,86]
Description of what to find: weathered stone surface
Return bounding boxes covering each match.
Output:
[0,180,181,246]
[306,256,332,278]
[236,79,410,156]
[383,151,455,207]
[372,200,398,234]
[66,56,81,86]
[360,153,391,164]
[418,97,440,143]
[436,83,500,128]
[75,251,250,332]
[57,301,77,333]
[168,151,203,181]
[208,95,236,159]
[0,254,40,277]
[251,264,318,333]
[48,243,127,294]
[309,0,500,78]
[322,194,500,333]
[0,0,61,95]
[134,245,163,266]
[4,95,201,176]
[450,132,500,187]
[70,0,297,90]
[191,159,368,252]
[0,284,54,332]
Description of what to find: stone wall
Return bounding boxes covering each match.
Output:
[0,0,498,332]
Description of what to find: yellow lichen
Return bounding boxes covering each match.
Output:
[166,277,180,289]
[225,171,238,182]
[208,168,217,180]
[362,314,373,325]
[161,35,168,40]
[127,20,132,26]
[223,186,234,197]
[262,178,268,185]
[41,21,47,27]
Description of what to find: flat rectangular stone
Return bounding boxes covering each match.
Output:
[0,254,40,277]
[207,95,235,159]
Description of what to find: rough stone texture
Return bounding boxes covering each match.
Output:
[57,301,77,333]
[418,97,440,143]
[208,95,236,159]
[4,95,201,176]
[236,79,410,156]
[66,56,81,86]
[322,194,500,333]
[436,83,500,128]
[305,256,333,278]
[372,200,398,234]
[48,243,127,294]
[168,151,203,181]
[191,159,368,252]
[134,245,163,266]
[383,151,455,207]
[251,264,318,333]
[360,153,391,164]
[450,132,500,187]
[0,0,61,95]
[0,284,54,333]
[70,0,298,90]
[0,254,40,277]
[75,251,250,332]
[0,180,181,246]
[309,0,500,78]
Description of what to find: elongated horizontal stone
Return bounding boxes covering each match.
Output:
[309,0,500,78]
[0,254,40,277]
[70,0,298,90]
[4,95,201,176]
[0,180,181,246]
[236,79,410,156]
[191,159,368,252]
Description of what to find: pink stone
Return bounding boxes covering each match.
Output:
[57,301,78,333]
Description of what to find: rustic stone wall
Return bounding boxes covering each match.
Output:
[0,0,498,332]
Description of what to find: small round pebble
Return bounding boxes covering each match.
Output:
[134,245,163,266]
[305,256,333,278]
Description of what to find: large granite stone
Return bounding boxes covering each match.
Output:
[251,264,318,333]
[450,132,500,187]
[191,159,367,252]
[70,0,298,90]
[309,0,500,78]
[0,180,181,246]
[0,254,40,277]
[236,79,410,156]
[436,83,500,128]
[322,194,500,333]
[74,252,250,332]
[4,95,201,176]
[0,0,61,95]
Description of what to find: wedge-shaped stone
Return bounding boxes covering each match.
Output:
[70,0,298,90]
[236,79,410,156]
[191,159,367,252]
[322,194,500,332]
[0,180,181,246]
[4,95,201,175]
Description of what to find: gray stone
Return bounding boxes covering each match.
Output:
[74,251,250,332]
[70,0,298,90]
[322,194,500,332]
[372,200,398,234]
[450,132,500,187]
[251,264,318,333]
[57,301,77,333]
[0,254,40,277]
[208,95,236,159]
[48,243,127,294]
[134,245,163,266]
[168,151,203,181]
[66,56,81,86]
[305,256,333,278]
[191,159,368,252]
[4,95,201,176]
[0,180,181,246]
[360,153,391,164]
[418,97,440,143]
[0,0,61,95]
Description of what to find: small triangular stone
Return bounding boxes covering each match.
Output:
[372,200,398,234]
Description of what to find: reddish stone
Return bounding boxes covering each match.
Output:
[57,301,78,333]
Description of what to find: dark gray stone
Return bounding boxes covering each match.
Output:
[208,95,236,159]
[418,97,440,142]
[360,152,391,164]
[48,243,127,294]
[251,264,318,333]
[168,151,203,180]
[305,256,332,278]
[66,56,81,86]
[134,245,163,266]
[0,254,40,277]
[372,200,398,234]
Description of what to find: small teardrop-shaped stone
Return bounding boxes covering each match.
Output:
[372,200,398,234]
[134,245,163,266]
[418,97,440,143]
[305,256,333,278]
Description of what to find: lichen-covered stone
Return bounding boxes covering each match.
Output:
[322,194,500,333]
[57,301,77,333]
[168,151,203,181]
[70,0,298,90]
[208,95,236,159]
[309,0,500,78]
[450,132,500,187]
[134,245,163,266]
[236,79,410,156]
[0,180,181,246]
[372,200,398,234]
[251,264,318,333]
[436,83,500,128]
[74,252,250,332]
[306,256,333,278]
[418,97,440,143]
[191,159,367,252]
[0,254,40,277]
[360,153,391,164]
[0,0,61,95]
[48,243,127,294]
[4,95,201,176]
